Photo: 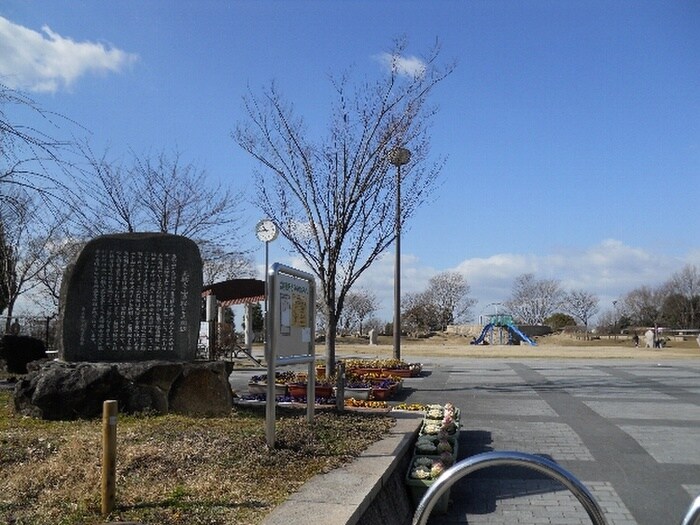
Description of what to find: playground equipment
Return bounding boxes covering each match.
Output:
[471,314,537,346]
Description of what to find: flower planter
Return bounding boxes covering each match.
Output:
[424,407,461,423]
[406,457,451,513]
[343,387,372,400]
[409,364,423,377]
[315,385,334,398]
[350,367,383,376]
[287,383,306,398]
[420,419,459,437]
[371,387,391,401]
[384,367,413,378]
[287,383,334,399]
[414,435,458,458]
[248,382,287,396]
[405,477,451,514]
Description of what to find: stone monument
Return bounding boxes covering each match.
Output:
[14,233,235,420]
[368,328,378,345]
[57,232,203,362]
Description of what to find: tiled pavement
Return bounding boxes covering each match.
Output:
[400,358,700,525]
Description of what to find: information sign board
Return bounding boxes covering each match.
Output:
[266,263,316,446]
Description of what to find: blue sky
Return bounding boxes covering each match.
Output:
[2,1,699,322]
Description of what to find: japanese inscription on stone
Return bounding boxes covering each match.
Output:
[58,233,203,362]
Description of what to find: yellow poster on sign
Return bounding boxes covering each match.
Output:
[292,294,307,327]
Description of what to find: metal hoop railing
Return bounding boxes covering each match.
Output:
[681,495,700,525]
[412,451,608,525]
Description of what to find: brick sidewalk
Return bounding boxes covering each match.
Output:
[402,358,700,525]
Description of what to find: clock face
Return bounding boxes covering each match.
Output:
[255,219,279,242]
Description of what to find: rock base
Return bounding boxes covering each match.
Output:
[13,360,232,420]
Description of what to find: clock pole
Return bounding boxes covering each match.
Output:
[255,219,279,364]
[264,237,269,343]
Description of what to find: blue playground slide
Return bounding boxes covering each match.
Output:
[470,322,537,346]
[506,323,537,346]
[470,323,493,345]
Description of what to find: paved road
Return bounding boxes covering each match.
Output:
[400,358,700,525]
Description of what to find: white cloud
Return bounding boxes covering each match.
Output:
[223,239,698,326]
[355,239,695,323]
[374,52,426,78]
[0,16,138,93]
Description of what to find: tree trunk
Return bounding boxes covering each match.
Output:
[325,319,337,370]
[4,300,15,333]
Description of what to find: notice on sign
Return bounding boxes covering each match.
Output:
[272,267,314,360]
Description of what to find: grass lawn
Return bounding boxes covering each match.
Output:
[0,390,395,525]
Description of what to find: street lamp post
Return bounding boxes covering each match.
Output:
[388,146,411,360]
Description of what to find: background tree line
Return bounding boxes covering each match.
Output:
[503,267,700,334]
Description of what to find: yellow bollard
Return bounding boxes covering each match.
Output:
[101,400,118,516]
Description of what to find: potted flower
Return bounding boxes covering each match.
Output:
[405,456,451,513]
[414,434,457,458]
[342,377,373,400]
[406,402,462,514]
[370,378,396,401]
[248,371,293,396]
[286,372,335,401]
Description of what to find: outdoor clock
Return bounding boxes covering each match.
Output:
[255,218,279,242]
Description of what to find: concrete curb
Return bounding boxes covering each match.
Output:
[261,412,422,525]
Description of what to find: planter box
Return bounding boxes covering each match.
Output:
[405,457,451,514]
[414,435,458,459]
[424,407,461,424]
[371,387,391,401]
[342,387,372,400]
[349,367,383,376]
[405,478,450,514]
[384,368,413,378]
[248,382,287,396]
[420,419,460,438]
[287,383,334,399]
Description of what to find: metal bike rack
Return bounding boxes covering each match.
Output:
[682,495,700,525]
[412,451,608,525]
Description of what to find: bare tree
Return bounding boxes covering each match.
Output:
[622,285,666,327]
[401,271,475,333]
[34,237,83,310]
[595,308,618,335]
[341,289,378,336]
[0,219,13,315]
[74,147,253,281]
[427,271,475,330]
[666,264,700,328]
[402,290,439,335]
[562,289,600,338]
[1,84,77,212]
[235,38,454,365]
[201,244,255,286]
[0,191,71,330]
[506,273,563,325]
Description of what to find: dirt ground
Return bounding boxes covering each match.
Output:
[328,332,700,360]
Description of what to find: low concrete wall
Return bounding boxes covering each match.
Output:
[262,413,422,525]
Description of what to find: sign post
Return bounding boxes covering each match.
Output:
[265,263,315,447]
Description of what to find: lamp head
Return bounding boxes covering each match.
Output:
[388,147,411,166]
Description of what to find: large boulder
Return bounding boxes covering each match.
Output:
[0,335,48,374]
[13,360,232,420]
